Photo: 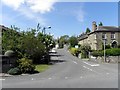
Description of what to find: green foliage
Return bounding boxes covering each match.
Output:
[105,44,111,49]
[91,48,120,57]
[86,28,91,34]
[58,35,69,48]
[17,58,35,74]
[102,44,111,50]
[2,25,55,64]
[69,47,79,57]
[69,36,78,47]
[106,48,120,56]
[99,22,103,26]
[91,50,104,57]
[79,44,91,58]
[2,27,20,54]
[35,64,49,72]
[7,67,21,75]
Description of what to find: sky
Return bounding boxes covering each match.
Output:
[1,0,118,38]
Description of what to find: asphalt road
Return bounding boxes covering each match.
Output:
[1,46,118,88]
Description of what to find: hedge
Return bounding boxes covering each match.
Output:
[91,48,120,57]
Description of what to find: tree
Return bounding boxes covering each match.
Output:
[69,36,78,47]
[99,22,103,26]
[86,28,91,34]
[2,24,55,64]
[79,44,91,58]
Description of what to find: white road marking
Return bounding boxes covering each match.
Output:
[31,78,34,80]
[83,61,99,67]
[106,73,109,75]
[80,76,83,78]
[65,77,68,79]
[48,78,52,80]
[83,66,93,71]
[73,61,77,64]
[0,79,5,81]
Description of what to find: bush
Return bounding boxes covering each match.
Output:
[17,58,35,74]
[105,44,111,49]
[7,67,21,75]
[91,48,120,57]
[79,44,91,58]
[91,50,104,57]
[69,47,79,57]
[106,48,120,56]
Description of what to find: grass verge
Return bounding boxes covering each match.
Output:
[35,64,50,72]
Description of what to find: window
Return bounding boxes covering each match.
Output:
[111,32,115,39]
[102,33,106,39]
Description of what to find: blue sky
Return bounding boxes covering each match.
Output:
[1,0,118,38]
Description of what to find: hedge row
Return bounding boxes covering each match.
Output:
[91,48,120,57]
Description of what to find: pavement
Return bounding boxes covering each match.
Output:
[0,73,12,77]
[1,46,118,88]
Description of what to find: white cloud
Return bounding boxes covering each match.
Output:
[76,9,85,22]
[74,5,85,22]
[2,0,57,14]
[26,0,57,14]
[1,0,57,25]
[18,7,46,25]
[1,0,24,10]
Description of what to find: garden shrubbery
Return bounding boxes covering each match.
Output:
[17,58,35,74]
[69,47,79,56]
[106,48,120,56]
[91,50,104,57]
[7,67,22,75]
[91,48,120,57]
[2,25,56,74]
[79,44,91,58]
[2,25,55,64]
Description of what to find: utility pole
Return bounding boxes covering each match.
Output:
[104,39,106,62]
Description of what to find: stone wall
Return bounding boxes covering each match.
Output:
[96,56,120,63]
[0,55,17,73]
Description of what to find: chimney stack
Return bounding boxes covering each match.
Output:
[92,21,97,32]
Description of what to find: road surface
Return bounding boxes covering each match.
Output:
[1,46,118,88]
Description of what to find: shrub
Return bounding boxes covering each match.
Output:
[91,50,104,57]
[7,67,21,75]
[69,47,79,56]
[91,48,120,57]
[17,58,35,74]
[106,48,120,56]
[79,44,91,58]
[105,44,111,49]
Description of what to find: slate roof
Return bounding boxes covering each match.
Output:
[78,33,88,40]
[96,26,120,32]
[78,26,120,40]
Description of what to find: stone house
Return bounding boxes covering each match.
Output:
[78,21,120,50]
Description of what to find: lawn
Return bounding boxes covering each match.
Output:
[35,64,50,72]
